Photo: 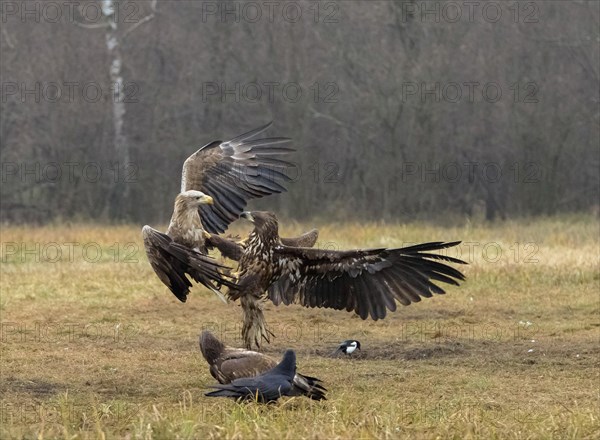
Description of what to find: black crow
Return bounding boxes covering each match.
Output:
[205,349,298,403]
[199,331,326,400]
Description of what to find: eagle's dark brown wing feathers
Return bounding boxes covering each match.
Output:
[280,228,319,248]
[206,229,320,262]
[200,178,246,229]
[181,123,295,234]
[142,226,235,302]
[268,242,466,320]
[219,353,276,382]
[205,234,245,261]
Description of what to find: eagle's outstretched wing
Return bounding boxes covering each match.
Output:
[280,229,319,248]
[142,226,236,302]
[181,122,294,234]
[206,228,320,262]
[268,242,467,320]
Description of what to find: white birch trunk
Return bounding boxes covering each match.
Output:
[102,0,129,210]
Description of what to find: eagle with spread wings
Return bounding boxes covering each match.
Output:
[142,123,318,302]
[228,211,467,349]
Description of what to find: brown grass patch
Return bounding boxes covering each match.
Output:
[1,216,599,439]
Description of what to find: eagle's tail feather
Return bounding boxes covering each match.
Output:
[240,296,274,349]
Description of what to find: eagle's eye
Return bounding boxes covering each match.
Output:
[196,196,201,200]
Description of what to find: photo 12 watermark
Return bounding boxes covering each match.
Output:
[398,1,540,24]
[389,161,543,185]
[201,321,342,346]
[0,398,233,427]
[397,240,540,264]
[1,1,148,25]
[198,1,340,24]
[1,241,139,264]
[1,81,140,104]
[200,81,339,104]
[1,161,139,184]
[0,321,140,344]
[390,399,544,427]
[396,320,540,344]
[399,81,539,104]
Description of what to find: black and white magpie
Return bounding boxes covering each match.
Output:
[332,339,361,356]
[205,349,298,403]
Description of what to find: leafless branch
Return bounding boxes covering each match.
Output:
[73,21,111,29]
[1,27,16,49]
[122,14,156,40]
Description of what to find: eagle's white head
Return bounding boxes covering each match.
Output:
[168,190,214,242]
[176,190,214,209]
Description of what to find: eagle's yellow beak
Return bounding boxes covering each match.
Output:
[203,195,214,205]
[240,211,254,222]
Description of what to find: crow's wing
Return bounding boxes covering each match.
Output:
[206,374,292,402]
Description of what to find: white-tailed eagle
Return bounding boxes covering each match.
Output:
[228,211,467,349]
[142,123,317,302]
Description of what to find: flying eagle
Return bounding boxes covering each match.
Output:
[205,349,299,403]
[228,211,467,349]
[142,123,318,302]
[199,330,326,400]
[142,122,292,301]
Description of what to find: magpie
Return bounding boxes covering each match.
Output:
[205,349,298,403]
[332,339,361,356]
[199,331,326,400]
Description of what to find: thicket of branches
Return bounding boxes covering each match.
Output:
[1,1,598,224]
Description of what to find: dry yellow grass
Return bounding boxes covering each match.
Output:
[1,216,599,439]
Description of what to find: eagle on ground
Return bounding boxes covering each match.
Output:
[205,349,299,403]
[199,330,326,400]
[142,123,318,302]
[228,211,468,349]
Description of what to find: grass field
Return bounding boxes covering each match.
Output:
[1,216,599,439]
